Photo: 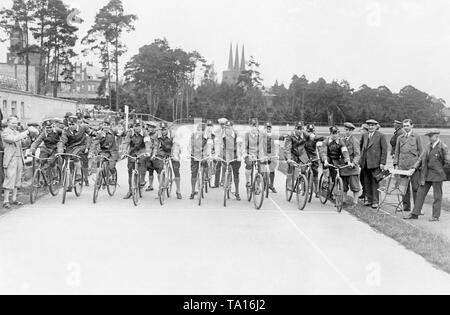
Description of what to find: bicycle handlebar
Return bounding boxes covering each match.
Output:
[326,164,353,170]
[93,155,111,162]
[56,153,81,159]
[215,158,238,164]
[124,153,149,161]
[30,155,57,162]
[188,156,213,162]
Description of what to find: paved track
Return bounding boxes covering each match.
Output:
[1,157,450,295]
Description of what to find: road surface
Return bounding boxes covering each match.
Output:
[1,158,450,295]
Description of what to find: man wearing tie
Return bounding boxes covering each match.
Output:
[406,130,450,222]
[394,119,423,212]
[360,119,388,209]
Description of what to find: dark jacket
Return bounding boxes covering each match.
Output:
[123,130,151,157]
[57,125,96,155]
[414,141,450,185]
[342,135,361,177]
[391,128,406,155]
[360,131,388,170]
[31,128,63,153]
[394,131,423,170]
[285,131,309,160]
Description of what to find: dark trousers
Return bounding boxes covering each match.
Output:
[412,182,443,219]
[402,171,420,211]
[362,167,381,204]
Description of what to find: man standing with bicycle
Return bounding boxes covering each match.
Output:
[265,122,278,194]
[189,123,213,200]
[90,119,122,184]
[57,116,97,193]
[285,122,309,192]
[30,119,63,176]
[216,121,243,201]
[152,122,182,200]
[304,124,325,198]
[122,121,152,200]
[320,126,355,203]
[145,122,158,192]
[245,118,268,190]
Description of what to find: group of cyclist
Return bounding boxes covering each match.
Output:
[26,114,362,209]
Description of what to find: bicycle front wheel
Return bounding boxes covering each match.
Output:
[107,168,118,197]
[167,168,173,198]
[159,170,167,206]
[296,174,309,211]
[307,170,314,203]
[253,174,265,210]
[49,165,62,197]
[93,169,102,204]
[223,170,230,208]
[286,175,295,202]
[74,167,84,198]
[62,169,70,205]
[198,168,204,206]
[319,173,330,205]
[335,177,345,213]
[131,171,140,206]
[30,170,41,204]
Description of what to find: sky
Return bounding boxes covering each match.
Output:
[1,0,450,103]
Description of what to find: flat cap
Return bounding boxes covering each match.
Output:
[360,124,369,131]
[425,129,440,136]
[366,119,379,125]
[394,120,403,125]
[218,118,228,125]
[344,122,356,130]
[329,126,340,134]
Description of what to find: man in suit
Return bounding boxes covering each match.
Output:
[2,116,38,208]
[406,130,450,222]
[393,119,423,212]
[360,119,388,209]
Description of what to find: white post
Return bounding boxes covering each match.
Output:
[124,105,129,131]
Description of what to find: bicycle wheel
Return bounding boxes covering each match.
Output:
[319,173,330,205]
[62,168,70,205]
[30,170,42,204]
[93,168,103,204]
[167,167,173,198]
[253,173,265,210]
[296,174,309,211]
[49,165,62,197]
[198,168,203,206]
[247,169,254,202]
[74,166,84,197]
[131,171,140,206]
[286,175,295,202]
[307,169,314,203]
[335,177,345,213]
[223,170,229,208]
[107,168,118,197]
[159,170,167,206]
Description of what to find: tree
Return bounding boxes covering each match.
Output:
[83,0,137,112]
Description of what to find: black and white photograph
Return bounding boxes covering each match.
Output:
[0,0,450,299]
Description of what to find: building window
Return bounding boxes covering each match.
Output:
[11,101,17,116]
[2,100,7,117]
[21,102,25,119]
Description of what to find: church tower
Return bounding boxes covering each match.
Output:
[222,43,246,85]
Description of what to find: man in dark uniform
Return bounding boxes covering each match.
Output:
[285,121,309,191]
[406,130,450,222]
[122,120,152,199]
[391,120,405,159]
[30,119,63,175]
[304,124,325,198]
[320,127,352,193]
[57,116,97,190]
[359,124,369,202]
[152,122,182,200]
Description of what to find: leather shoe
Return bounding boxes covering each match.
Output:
[405,215,419,220]
[123,192,132,200]
[429,218,440,222]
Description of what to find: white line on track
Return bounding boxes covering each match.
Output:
[268,196,362,295]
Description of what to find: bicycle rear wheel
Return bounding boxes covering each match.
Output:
[107,168,118,197]
[30,170,42,204]
[335,177,345,213]
[49,165,62,197]
[74,166,84,197]
[319,173,330,205]
[253,173,265,210]
[296,174,309,211]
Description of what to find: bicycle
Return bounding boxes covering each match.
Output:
[207,159,219,190]
[285,160,312,211]
[216,158,238,207]
[154,156,174,206]
[246,156,271,210]
[92,155,118,204]
[124,153,148,207]
[57,153,84,205]
[319,164,352,213]
[30,155,62,204]
[190,156,212,206]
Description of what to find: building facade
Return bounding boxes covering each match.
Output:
[222,44,246,85]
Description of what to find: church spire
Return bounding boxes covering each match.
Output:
[234,44,240,70]
[240,45,246,71]
[228,43,233,70]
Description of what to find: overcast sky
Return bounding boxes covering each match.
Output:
[1,0,449,103]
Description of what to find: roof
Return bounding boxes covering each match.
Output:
[0,87,78,104]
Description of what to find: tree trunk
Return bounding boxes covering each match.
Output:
[25,19,29,92]
[115,33,119,112]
